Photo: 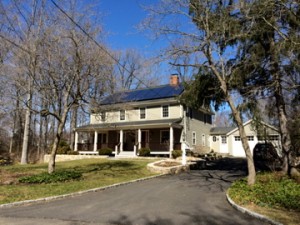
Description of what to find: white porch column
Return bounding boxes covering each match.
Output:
[74,131,78,151]
[138,129,141,150]
[169,126,174,158]
[93,131,98,152]
[120,130,123,152]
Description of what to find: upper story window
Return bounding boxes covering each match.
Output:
[162,105,169,118]
[120,110,125,121]
[140,107,146,119]
[100,112,106,121]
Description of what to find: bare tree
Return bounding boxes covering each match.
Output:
[113,49,158,90]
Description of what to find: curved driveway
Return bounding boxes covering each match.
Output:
[0,158,269,225]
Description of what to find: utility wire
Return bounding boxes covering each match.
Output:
[50,0,166,98]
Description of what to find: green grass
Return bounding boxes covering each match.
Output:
[228,172,300,225]
[0,158,158,204]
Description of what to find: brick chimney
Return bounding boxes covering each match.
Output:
[170,74,179,86]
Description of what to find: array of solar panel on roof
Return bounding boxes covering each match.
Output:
[101,84,184,105]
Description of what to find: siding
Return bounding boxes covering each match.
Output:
[185,108,212,153]
[90,104,182,124]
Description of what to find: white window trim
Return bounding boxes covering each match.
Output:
[192,131,196,145]
[162,105,169,118]
[139,107,146,120]
[234,136,241,141]
[247,136,254,141]
[120,109,126,121]
[221,136,227,144]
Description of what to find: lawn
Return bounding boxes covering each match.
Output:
[0,158,158,204]
[228,172,300,225]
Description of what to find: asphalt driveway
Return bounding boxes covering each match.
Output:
[0,158,270,225]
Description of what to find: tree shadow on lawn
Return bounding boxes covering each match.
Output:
[73,161,141,174]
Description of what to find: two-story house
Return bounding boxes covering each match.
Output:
[74,75,213,157]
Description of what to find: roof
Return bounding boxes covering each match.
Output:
[210,127,235,135]
[210,119,280,136]
[76,118,183,131]
[100,84,184,105]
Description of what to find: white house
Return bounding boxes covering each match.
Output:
[210,120,282,157]
[75,75,214,157]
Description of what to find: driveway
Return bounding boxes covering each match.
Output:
[0,158,269,225]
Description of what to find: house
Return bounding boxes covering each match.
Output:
[210,120,282,157]
[74,75,214,157]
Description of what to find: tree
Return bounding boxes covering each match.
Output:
[144,0,257,185]
[0,0,113,170]
[113,49,159,91]
[232,0,300,175]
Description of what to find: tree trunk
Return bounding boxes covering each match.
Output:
[210,60,256,185]
[20,88,32,164]
[70,106,78,151]
[48,106,69,174]
[274,77,292,175]
[227,96,256,185]
[270,39,292,175]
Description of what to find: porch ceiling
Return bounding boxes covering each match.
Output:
[75,118,182,132]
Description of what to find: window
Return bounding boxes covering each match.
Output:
[120,110,125,121]
[100,112,106,121]
[269,135,279,141]
[213,136,217,142]
[140,107,146,119]
[202,134,205,146]
[189,108,193,119]
[192,132,196,145]
[162,105,169,118]
[221,136,227,144]
[235,136,241,141]
[160,130,170,143]
[247,136,254,141]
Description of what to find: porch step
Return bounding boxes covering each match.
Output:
[115,151,137,158]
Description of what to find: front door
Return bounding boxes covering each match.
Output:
[124,131,135,151]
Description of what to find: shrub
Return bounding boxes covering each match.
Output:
[229,172,300,210]
[19,170,82,184]
[172,150,182,159]
[98,147,113,155]
[49,140,71,154]
[138,148,151,156]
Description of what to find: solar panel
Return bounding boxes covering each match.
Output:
[100,84,184,105]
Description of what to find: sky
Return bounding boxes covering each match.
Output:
[98,0,161,55]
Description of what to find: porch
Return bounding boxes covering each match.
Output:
[74,125,183,158]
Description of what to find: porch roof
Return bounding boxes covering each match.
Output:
[75,118,183,132]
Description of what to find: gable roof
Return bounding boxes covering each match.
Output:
[226,119,279,136]
[210,119,280,136]
[210,127,235,135]
[100,84,184,105]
